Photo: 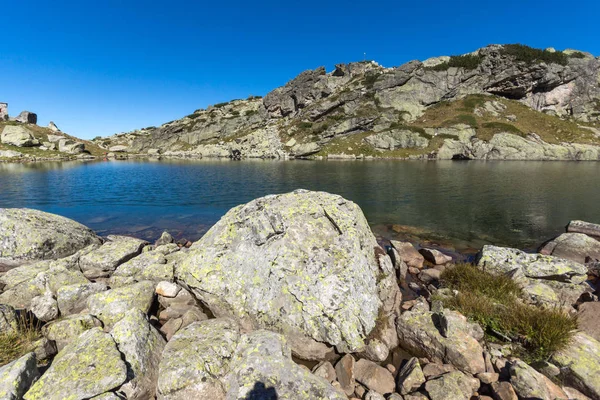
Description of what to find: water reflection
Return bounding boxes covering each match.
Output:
[0,159,598,249]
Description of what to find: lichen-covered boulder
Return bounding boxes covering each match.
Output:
[509,360,566,400]
[30,292,58,322]
[0,353,39,399]
[87,281,155,327]
[110,309,166,400]
[79,236,147,279]
[157,319,241,399]
[551,332,600,399]
[42,314,103,350]
[0,266,89,309]
[24,328,127,400]
[0,208,101,267]
[224,330,347,399]
[176,190,397,356]
[477,245,587,284]
[477,245,589,307]
[56,282,109,315]
[539,232,600,264]
[396,309,486,375]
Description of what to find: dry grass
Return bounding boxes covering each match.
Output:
[438,263,577,361]
[0,313,42,366]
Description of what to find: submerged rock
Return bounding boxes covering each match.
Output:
[176,190,398,357]
[24,328,127,400]
[0,208,101,267]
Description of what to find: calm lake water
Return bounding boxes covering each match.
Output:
[1,159,599,251]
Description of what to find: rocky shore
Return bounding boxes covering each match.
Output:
[0,190,599,399]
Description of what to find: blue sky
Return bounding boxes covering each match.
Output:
[2,0,599,139]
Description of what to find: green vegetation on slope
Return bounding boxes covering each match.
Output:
[437,263,577,361]
[0,314,41,366]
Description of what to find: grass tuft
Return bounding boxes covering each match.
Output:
[0,313,41,366]
[438,263,577,361]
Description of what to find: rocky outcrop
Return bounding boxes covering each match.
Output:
[11,111,37,125]
[96,44,600,160]
[176,190,400,358]
[0,353,39,399]
[0,208,101,268]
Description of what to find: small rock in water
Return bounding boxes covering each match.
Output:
[155,231,173,247]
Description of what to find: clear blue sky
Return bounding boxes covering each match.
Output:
[2,0,599,139]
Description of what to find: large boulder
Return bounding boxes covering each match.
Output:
[1,126,38,147]
[0,208,101,268]
[110,249,172,286]
[509,360,566,400]
[539,232,600,264]
[176,190,399,357]
[110,309,166,400]
[57,139,85,154]
[157,318,346,400]
[79,235,147,279]
[42,314,103,350]
[24,328,127,400]
[577,302,600,342]
[424,371,479,400]
[0,353,39,399]
[56,282,109,315]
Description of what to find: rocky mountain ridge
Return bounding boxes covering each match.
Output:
[95,44,600,160]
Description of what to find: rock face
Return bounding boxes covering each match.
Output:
[0,208,101,267]
[95,44,600,160]
[1,126,38,147]
[176,190,399,356]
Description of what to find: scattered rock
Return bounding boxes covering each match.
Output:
[47,121,60,132]
[509,360,566,400]
[335,354,356,396]
[155,281,180,298]
[0,353,39,400]
[30,292,58,322]
[57,138,85,154]
[491,381,518,400]
[24,328,127,400]
[424,370,479,400]
[391,240,425,269]
[110,249,171,286]
[419,268,441,284]
[577,302,600,342]
[419,248,452,265]
[354,359,395,395]
[396,357,426,394]
[155,232,173,247]
[397,309,486,374]
[313,361,336,383]
[0,208,101,267]
[12,111,37,124]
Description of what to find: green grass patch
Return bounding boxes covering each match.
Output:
[213,102,229,108]
[0,314,41,366]
[568,51,587,59]
[298,122,313,130]
[501,44,569,66]
[482,122,523,135]
[244,110,258,116]
[461,95,488,111]
[427,54,483,71]
[441,114,478,128]
[437,263,577,361]
[362,72,380,89]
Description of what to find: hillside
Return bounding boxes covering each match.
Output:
[97,44,600,160]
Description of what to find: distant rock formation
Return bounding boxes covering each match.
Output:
[47,121,60,132]
[11,111,37,125]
